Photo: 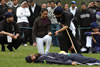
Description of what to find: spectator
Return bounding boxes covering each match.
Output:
[5,0,13,7]
[64,3,69,11]
[54,7,80,53]
[16,1,30,46]
[32,8,52,54]
[56,0,62,7]
[88,1,97,22]
[0,12,22,51]
[0,0,8,22]
[47,1,51,8]
[85,22,100,53]
[27,0,41,45]
[77,2,92,52]
[95,0,100,11]
[12,0,19,22]
[47,1,60,46]
[69,1,79,17]
[41,3,47,9]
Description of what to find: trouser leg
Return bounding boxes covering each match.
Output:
[24,23,29,44]
[1,44,5,51]
[0,36,7,51]
[43,35,52,54]
[36,38,44,54]
[13,37,23,50]
[29,29,33,45]
[58,32,71,52]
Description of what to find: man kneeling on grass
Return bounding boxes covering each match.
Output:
[25,52,100,65]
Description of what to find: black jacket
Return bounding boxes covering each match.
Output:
[28,4,41,27]
[0,20,20,35]
[77,9,92,27]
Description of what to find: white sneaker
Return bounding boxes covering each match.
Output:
[24,44,27,47]
[81,47,87,52]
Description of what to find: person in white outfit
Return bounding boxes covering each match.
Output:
[32,8,52,54]
[16,1,30,46]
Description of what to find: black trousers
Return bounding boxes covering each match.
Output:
[28,29,33,45]
[58,30,81,53]
[17,22,29,44]
[80,29,90,47]
[0,36,23,51]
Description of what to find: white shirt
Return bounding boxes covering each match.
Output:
[70,7,77,16]
[31,3,36,13]
[16,7,31,23]
[47,7,58,24]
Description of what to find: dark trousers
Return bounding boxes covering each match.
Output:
[58,30,81,53]
[0,36,22,51]
[17,22,29,44]
[80,29,90,47]
[29,29,33,45]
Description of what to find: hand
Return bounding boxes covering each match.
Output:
[13,34,19,39]
[55,31,59,36]
[8,34,15,38]
[95,32,100,35]
[33,43,37,47]
[72,61,77,66]
[48,32,52,36]
[13,36,18,39]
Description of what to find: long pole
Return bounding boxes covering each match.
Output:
[66,29,77,53]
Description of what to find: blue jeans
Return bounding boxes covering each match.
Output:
[51,24,60,46]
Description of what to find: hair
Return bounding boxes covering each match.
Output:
[33,53,41,62]
[50,0,55,4]
[56,0,61,5]
[40,8,48,14]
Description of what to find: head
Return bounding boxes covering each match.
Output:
[40,8,48,19]
[13,0,19,5]
[81,2,87,10]
[0,0,6,5]
[64,3,69,10]
[47,1,51,7]
[25,53,41,63]
[54,6,63,18]
[27,0,34,6]
[71,1,76,8]
[21,1,28,8]
[41,3,47,9]
[50,1,56,9]
[8,7,13,12]
[56,1,62,7]
[95,0,100,7]
[5,12,14,23]
[91,22,99,32]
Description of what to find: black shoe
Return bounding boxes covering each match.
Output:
[7,46,13,51]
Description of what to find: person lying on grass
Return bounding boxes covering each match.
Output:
[25,51,100,65]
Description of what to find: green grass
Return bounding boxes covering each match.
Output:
[0,45,100,67]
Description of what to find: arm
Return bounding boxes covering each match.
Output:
[16,7,25,17]
[24,8,31,17]
[55,26,68,35]
[32,19,38,46]
[85,32,100,36]
[0,31,14,38]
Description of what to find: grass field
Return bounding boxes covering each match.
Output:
[0,45,100,67]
